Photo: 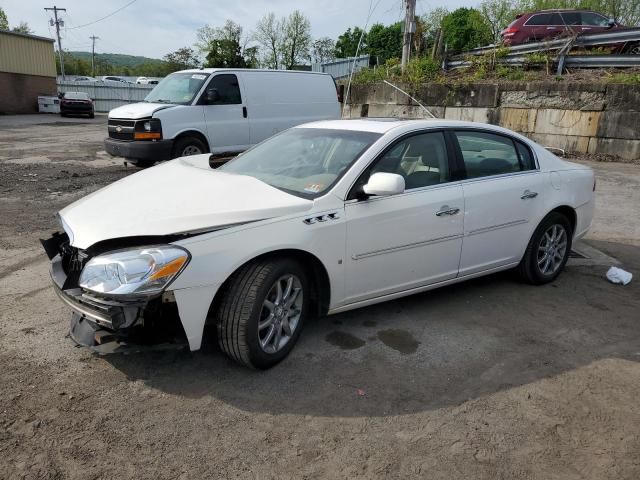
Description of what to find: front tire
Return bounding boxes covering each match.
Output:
[171,136,207,159]
[518,212,572,284]
[215,258,309,369]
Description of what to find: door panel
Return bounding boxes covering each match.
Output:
[344,184,464,304]
[201,74,250,153]
[460,173,546,275]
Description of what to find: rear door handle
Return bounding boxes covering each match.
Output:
[436,206,460,216]
[242,106,247,118]
[521,190,539,199]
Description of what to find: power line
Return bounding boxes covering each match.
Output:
[67,0,138,30]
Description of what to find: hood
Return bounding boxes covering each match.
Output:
[59,155,313,249]
[108,102,176,119]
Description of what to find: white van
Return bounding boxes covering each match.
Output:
[105,69,341,167]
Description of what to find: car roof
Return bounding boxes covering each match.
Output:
[296,118,522,136]
[176,68,331,76]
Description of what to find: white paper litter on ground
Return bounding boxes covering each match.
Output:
[606,266,633,285]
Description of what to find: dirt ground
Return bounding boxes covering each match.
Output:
[1,116,639,480]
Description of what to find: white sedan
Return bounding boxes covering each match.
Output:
[43,119,595,368]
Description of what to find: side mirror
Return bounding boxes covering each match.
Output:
[608,18,616,27]
[363,172,405,197]
[205,88,220,104]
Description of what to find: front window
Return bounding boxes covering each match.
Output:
[145,72,210,105]
[219,128,381,198]
[580,12,610,26]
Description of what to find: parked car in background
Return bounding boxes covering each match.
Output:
[501,9,637,52]
[101,75,129,83]
[136,77,160,84]
[45,119,595,369]
[73,76,96,82]
[104,68,341,168]
[59,91,95,118]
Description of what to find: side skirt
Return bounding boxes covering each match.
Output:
[327,261,520,315]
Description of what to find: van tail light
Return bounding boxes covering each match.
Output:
[502,27,519,37]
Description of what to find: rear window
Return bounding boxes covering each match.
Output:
[63,92,90,100]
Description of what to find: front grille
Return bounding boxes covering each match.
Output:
[61,245,89,276]
[108,118,135,140]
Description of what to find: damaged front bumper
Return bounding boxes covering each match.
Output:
[43,232,188,354]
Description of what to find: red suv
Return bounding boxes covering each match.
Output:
[501,9,621,46]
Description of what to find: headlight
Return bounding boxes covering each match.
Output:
[143,121,151,131]
[79,245,189,296]
[134,118,162,140]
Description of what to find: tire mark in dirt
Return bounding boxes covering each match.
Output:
[0,255,46,281]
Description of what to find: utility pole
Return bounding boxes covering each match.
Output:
[45,5,67,80]
[401,0,416,72]
[90,35,99,77]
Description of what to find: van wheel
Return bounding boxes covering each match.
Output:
[518,212,572,285]
[215,258,309,369]
[172,136,207,158]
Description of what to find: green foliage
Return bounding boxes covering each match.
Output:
[0,7,9,30]
[367,23,403,63]
[205,39,246,68]
[442,8,493,53]
[12,21,32,34]
[403,56,441,84]
[163,47,200,72]
[61,51,172,76]
[334,27,365,58]
[608,72,640,84]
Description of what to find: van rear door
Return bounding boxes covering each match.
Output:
[201,73,250,154]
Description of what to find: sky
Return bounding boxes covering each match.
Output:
[2,0,471,58]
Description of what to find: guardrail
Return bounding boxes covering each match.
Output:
[446,27,640,74]
[57,81,154,113]
[312,55,370,79]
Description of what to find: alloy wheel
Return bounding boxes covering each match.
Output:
[182,145,202,156]
[537,224,567,276]
[258,274,303,354]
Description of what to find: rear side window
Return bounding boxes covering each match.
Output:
[561,12,581,25]
[454,131,534,179]
[526,13,551,25]
[207,74,242,104]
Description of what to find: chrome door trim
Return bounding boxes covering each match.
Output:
[468,219,528,236]
[352,233,464,260]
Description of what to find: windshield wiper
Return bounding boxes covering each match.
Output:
[152,99,174,104]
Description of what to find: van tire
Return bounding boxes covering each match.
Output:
[172,136,207,159]
[215,258,309,369]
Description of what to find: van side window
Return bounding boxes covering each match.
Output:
[206,74,242,105]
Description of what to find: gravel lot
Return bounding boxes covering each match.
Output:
[1,115,639,479]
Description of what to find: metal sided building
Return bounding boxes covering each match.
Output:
[0,30,57,114]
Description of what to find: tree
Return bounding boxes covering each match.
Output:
[205,39,246,68]
[441,7,493,52]
[243,46,260,68]
[311,37,335,64]
[163,47,199,72]
[480,0,518,42]
[0,8,9,30]
[334,27,366,58]
[367,22,403,62]
[281,10,312,69]
[12,21,32,34]
[253,12,283,69]
[197,20,257,68]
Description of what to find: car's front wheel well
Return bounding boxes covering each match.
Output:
[203,249,331,344]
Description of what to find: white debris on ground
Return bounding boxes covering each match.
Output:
[606,266,633,285]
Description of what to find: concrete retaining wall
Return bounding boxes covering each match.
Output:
[344,82,640,160]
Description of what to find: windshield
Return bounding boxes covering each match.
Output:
[219,128,381,198]
[144,72,210,105]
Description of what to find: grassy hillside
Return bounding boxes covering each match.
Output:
[67,51,166,68]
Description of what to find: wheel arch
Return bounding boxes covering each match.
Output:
[173,129,210,153]
[203,248,331,343]
[548,205,576,235]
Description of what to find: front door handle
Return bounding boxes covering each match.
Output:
[436,205,460,216]
[521,190,539,199]
[242,106,247,118]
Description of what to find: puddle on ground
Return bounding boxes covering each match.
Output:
[325,331,366,350]
[362,320,377,328]
[377,329,420,355]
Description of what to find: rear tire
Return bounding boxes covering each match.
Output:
[171,136,207,159]
[89,112,95,119]
[215,258,309,369]
[518,212,572,285]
